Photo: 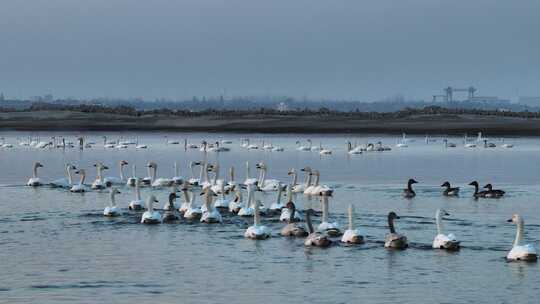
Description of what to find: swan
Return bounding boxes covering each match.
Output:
[226,166,237,190]
[341,204,363,244]
[469,181,489,198]
[384,212,408,249]
[240,138,250,148]
[432,209,460,250]
[126,164,138,187]
[183,187,203,220]
[187,161,203,186]
[228,187,243,214]
[483,184,505,198]
[128,178,144,210]
[506,214,537,262]
[178,182,192,214]
[213,181,231,210]
[281,202,308,237]
[200,188,222,223]
[244,199,272,239]
[319,146,332,155]
[200,162,214,189]
[70,169,88,193]
[296,140,312,151]
[256,162,281,191]
[104,160,128,186]
[50,163,77,188]
[310,141,322,152]
[403,178,418,198]
[441,181,459,196]
[141,195,162,224]
[268,183,285,213]
[147,162,173,188]
[171,162,183,185]
[292,167,312,193]
[163,193,180,222]
[317,190,341,236]
[27,162,44,186]
[304,209,332,247]
[103,187,122,217]
[243,161,258,186]
[163,185,181,210]
[310,170,333,196]
[279,185,303,222]
[210,164,226,194]
[347,142,363,154]
[91,162,108,190]
[238,184,256,217]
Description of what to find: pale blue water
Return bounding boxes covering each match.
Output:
[0,131,538,303]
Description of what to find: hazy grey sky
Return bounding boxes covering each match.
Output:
[1,0,539,101]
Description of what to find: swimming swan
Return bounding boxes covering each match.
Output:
[183,186,203,220]
[128,178,144,210]
[281,202,308,237]
[341,204,364,244]
[70,169,88,193]
[506,214,537,262]
[27,162,44,186]
[280,185,303,221]
[385,212,408,249]
[104,160,128,186]
[244,199,272,239]
[432,209,460,251]
[317,190,341,236]
[163,192,180,222]
[304,209,332,247]
[91,162,108,190]
[200,188,222,223]
[50,163,77,188]
[141,195,162,224]
[103,187,122,217]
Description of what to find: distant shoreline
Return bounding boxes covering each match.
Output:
[2,111,540,135]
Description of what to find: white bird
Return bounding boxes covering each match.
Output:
[341,205,363,244]
[268,183,285,212]
[163,193,180,222]
[126,164,138,187]
[213,180,231,209]
[70,169,87,193]
[384,212,408,249]
[141,195,162,224]
[292,167,312,193]
[183,187,203,220]
[280,185,303,221]
[243,161,258,186]
[178,182,192,214]
[103,187,122,217]
[228,187,243,214]
[187,161,203,186]
[238,184,256,217]
[27,162,44,186]
[506,214,537,262]
[200,188,222,223]
[104,160,128,186]
[432,209,460,251]
[296,140,312,151]
[163,185,180,210]
[244,199,271,239]
[128,178,144,210]
[50,163,77,188]
[91,162,108,190]
[316,191,341,236]
[147,162,173,188]
[256,162,281,191]
[171,162,183,185]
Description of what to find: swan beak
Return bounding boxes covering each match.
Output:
[117,191,122,194]
[507,219,513,222]
[103,166,109,170]
[444,212,450,216]
[396,216,401,219]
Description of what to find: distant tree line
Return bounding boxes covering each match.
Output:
[1,102,540,120]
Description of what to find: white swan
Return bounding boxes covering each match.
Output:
[171,162,183,185]
[183,187,203,220]
[200,188,222,223]
[104,160,128,186]
[141,195,162,224]
[244,199,271,239]
[27,162,44,186]
[126,164,138,187]
[432,209,460,250]
[128,178,144,210]
[163,193,180,222]
[310,170,333,196]
[91,162,108,190]
[228,187,243,214]
[50,163,77,188]
[243,161,258,186]
[256,162,281,191]
[280,185,303,222]
[316,191,341,236]
[296,140,311,151]
[226,166,237,190]
[341,204,363,244]
[292,167,311,193]
[213,180,231,209]
[269,183,285,212]
[70,169,87,193]
[178,182,192,214]
[187,161,203,186]
[103,187,122,217]
[238,184,256,217]
[506,214,537,262]
[147,162,173,188]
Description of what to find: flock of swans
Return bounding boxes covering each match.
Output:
[25,156,537,262]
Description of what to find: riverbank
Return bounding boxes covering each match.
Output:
[1,110,540,135]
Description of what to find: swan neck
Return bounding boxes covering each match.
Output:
[388,216,396,234]
[321,196,329,223]
[514,219,524,247]
[66,165,73,185]
[276,186,282,205]
[151,165,157,182]
[79,172,85,185]
[174,162,179,177]
[230,167,235,182]
[348,205,354,230]
[119,164,125,181]
[436,212,443,235]
[110,192,116,206]
[254,200,261,226]
[147,199,154,212]
[33,164,38,178]
[246,187,253,208]
[286,185,293,203]
[291,172,297,185]
[213,166,219,184]
[306,172,312,186]
[306,211,314,233]
[135,181,141,200]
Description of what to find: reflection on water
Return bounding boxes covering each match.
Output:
[0,131,539,303]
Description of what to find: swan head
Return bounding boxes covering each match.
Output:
[483,184,493,190]
[147,195,159,204]
[200,188,218,197]
[441,181,450,187]
[34,162,44,168]
[120,160,128,166]
[301,166,312,173]
[507,214,523,224]
[110,187,121,195]
[287,168,296,175]
[147,162,157,168]
[468,181,479,187]
[437,209,450,217]
[75,169,85,175]
[388,212,400,220]
[319,189,333,197]
[255,162,265,169]
[408,178,418,185]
